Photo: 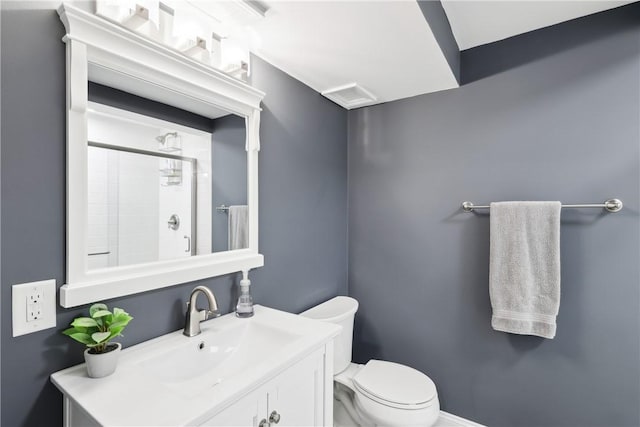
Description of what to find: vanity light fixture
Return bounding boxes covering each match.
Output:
[182,37,211,63]
[121,3,161,40]
[234,0,270,19]
[96,0,262,77]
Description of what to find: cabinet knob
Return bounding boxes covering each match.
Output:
[259,418,268,427]
[269,410,281,424]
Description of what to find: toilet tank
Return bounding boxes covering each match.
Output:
[300,296,359,374]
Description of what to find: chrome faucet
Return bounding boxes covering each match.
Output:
[183,286,219,337]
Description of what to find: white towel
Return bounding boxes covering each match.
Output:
[228,205,249,250]
[489,201,561,339]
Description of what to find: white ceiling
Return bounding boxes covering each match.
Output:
[247,0,635,108]
[14,0,636,109]
[441,1,635,50]
[249,1,459,109]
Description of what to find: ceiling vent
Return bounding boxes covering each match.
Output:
[321,83,377,109]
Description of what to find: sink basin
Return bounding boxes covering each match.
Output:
[139,320,300,385]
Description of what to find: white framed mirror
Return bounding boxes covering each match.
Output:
[58,4,264,307]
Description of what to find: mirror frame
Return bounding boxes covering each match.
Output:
[58,4,265,307]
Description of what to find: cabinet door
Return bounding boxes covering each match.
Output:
[64,397,101,427]
[201,388,266,427]
[267,349,325,427]
[200,346,330,427]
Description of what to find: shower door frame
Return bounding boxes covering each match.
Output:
[88,141,198,257]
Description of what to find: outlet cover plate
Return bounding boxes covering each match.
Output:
[12,279,57,337]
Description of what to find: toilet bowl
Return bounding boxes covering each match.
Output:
[300,296,440,427]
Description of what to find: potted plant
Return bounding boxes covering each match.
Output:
[63,303,133,378]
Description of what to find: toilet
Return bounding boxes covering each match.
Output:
[300,296,440,427]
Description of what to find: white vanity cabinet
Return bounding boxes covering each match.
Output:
[61,347,329,427]
[52,306,340,427]
[203,348,325,426]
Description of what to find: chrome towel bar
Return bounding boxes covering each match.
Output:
[462,199,623,213]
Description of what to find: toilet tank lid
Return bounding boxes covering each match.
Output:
[299,296,358,323]
[353,360,437,407]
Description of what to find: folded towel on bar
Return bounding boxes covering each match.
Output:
[489,201,561,339]
[228,205,249,250]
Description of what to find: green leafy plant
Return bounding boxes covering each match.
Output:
[63,303,133,354]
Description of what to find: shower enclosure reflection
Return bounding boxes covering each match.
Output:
[87,142,197,269]
[86,98,247,271]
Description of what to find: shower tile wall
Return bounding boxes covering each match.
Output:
[87,147,112,269]
[87,147,160,268]
[117,153,160,265]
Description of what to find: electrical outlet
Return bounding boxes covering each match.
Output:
[26,289,44,321]
[13,279,56,336]
[27,302,42,321]
[28,289,43,304]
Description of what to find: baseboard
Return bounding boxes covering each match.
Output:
[438,411,486,427]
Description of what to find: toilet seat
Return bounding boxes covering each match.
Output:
[352,360,438,410]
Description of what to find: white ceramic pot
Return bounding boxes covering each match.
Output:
[84,343,121,378]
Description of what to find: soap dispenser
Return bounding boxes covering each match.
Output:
[235,270,254,318]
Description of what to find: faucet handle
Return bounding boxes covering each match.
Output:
[205,310,220,320]
[186,302,218,318]
[196,308,219,322]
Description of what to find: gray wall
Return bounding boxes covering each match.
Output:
[348,5,639,427]
[0,9,347,427]
[88,81,213,131]
[211,115,248,252]
[249,55,349,311]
